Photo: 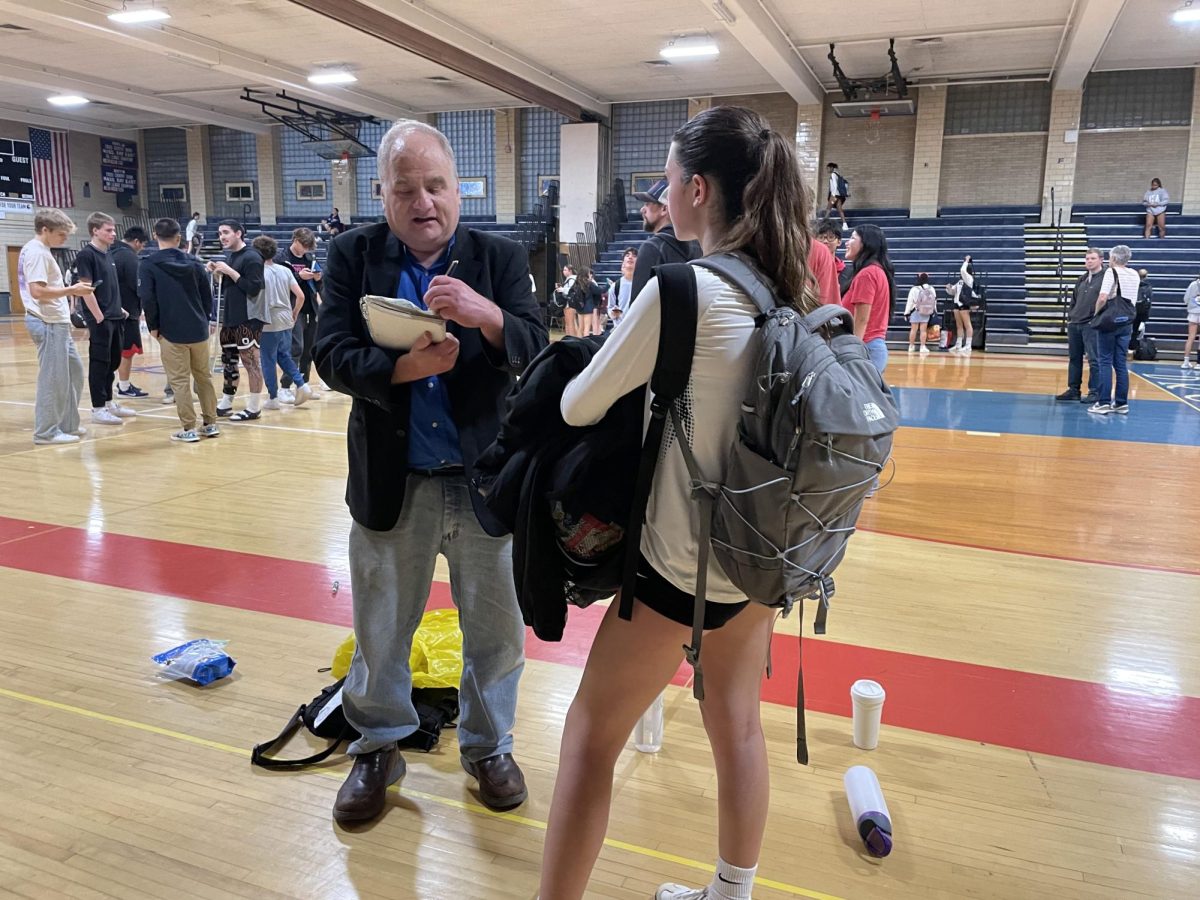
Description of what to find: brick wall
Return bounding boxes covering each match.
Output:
[1074,129,1190,204]
[493,108,519,223]
[143,127,188,208]
[940,134,1047,207]
[819,97,917,209]
[208,126,258,220]
[279,125,330,219]
[1183,69,1200,214]
[612,100,688,208]
[796,103,822,204]
[185,126,212,220]
[712,92,798,139]
[1040,90,1081,223]
[909,87,947,217]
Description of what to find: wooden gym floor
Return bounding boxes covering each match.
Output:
[0,319,1197,899]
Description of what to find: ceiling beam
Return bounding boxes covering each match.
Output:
[701,0,824,106]
[0,104,140,137]
[285,0,603,122]
[0,61,271,134]
[0,0,417,122]
[1052,0,1129,89]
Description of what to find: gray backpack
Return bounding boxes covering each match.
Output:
[622,253,899,763]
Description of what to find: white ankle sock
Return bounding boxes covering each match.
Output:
[710,858,756,900]
[217,394,232,410]
[118,380,130,391]
[246,393,261,413]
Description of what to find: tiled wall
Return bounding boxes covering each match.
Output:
[712,93,798,140]
[819,97,917,210]
[1074,130,1190,204]
[611,100,688,208]
[208,126,259,220]
[355,119,393,218]
[521,107,565,214]
[438,110,496,217]
[1081,70,1194,130]
[944,83,1051,135]
[279,126,331,218]
[940,135,1047,207]
[143,127,189,208]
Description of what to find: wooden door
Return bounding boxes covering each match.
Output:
[6,246,24,315]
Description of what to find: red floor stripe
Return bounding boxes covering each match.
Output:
[0,515,1196,780]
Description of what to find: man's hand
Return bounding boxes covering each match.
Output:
[391,332,460,384]
[424,276,502,331]
[66,283,95,298]
[299,268,316,281]
[207,261,236,279]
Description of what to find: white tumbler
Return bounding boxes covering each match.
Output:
[844,765,894,857]
[850,679,886,750]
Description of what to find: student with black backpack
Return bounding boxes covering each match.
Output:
[539,107,828,900]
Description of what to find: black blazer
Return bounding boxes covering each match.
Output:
[314,222,548,532]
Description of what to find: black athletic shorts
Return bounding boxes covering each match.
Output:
[120,317,143,356]
[635,554,748,630]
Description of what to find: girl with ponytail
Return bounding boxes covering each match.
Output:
[539,107,816,900]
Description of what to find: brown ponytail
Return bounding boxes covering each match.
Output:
[671,107,819,314]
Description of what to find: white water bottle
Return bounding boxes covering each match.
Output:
[634,692,665,753]
[844,765,894,857]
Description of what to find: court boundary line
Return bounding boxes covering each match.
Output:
[1131,369,1200,414]
[0,685,844,900]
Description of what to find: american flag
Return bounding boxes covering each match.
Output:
[29,128,73,208]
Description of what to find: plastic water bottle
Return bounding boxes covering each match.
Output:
[844,765,893,857]
[634,692,665,753]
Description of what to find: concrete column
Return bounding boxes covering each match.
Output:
[559,122,600,245]
[1182,68,1200,215]
[135,129,149,216]
[1040,90,1083,225]
[331,158,357,218]
[909,87,947,219]
[494,107,520,224]
[184,125,212,219]
[795,103,823,206]
[255,127,282,226]
[688,97,712,120]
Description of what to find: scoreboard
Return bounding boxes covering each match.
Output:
[0,139,35,200]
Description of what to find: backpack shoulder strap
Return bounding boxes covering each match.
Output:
[800,303,854,333]
[693,252,776,317]
[250,705,351,769]
[618,263,698,621]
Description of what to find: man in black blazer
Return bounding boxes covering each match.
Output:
[314,121,547,824]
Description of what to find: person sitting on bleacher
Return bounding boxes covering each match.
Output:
[1142,178,1168,240]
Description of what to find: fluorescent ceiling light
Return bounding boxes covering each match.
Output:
[1173,8,1200,22]
[308,70,358,85]
[660,38,719,60]
[48,95,89,107]
[108,8,170,24]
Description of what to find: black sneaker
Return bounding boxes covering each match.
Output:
[1054,388,1081,402]
[117,383,149,398]
[1081,392,1099,403]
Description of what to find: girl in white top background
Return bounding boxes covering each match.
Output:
[904,272,937,354]
[539,106,822,900]
[1181,274,1200,369]
[1143,178,1168,239]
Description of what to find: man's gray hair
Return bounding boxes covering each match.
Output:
[377,120,458,183]
[1108,244,1132,266]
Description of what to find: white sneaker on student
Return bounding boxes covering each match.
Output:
[278,387,296,404]
[1183,360,1196,369]
[34,432,81,445]
[170,429,201,443]
[263,398,282,410]
[107,402,137,418]
[656,886,708,900]
[961,345,972,355]
[294,384,313,407]
[920,345,930,355]
[92,408,124,425]
[907,344,915,354]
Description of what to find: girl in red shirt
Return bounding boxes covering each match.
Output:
[841,224,896,373]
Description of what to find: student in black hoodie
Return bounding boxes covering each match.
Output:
[112,226,149,398]
[141,217,220,443]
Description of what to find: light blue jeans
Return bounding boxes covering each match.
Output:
[343,474,525,763]
[865,337,889,375]
[259,327,304,398]
[25,315,83,442]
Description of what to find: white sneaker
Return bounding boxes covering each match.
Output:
[70,428,87,437]
[1087,402,1113,415]
[841,222,848,231]
[162,389,175,405]
[919,345,930,355]
[1182,360,1196,369]
[907,344,915,354]
[278,388,296,404]
[107,403,137,418]
[961,345,972,355]
[170,429,201,443]
[656,885,708,900]
[34,432,81,445]
[948,344,961,354]
[294,384,313,407]
[263,398,282,410]
[92,408,124,425]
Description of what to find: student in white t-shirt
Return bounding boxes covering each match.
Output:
[251,236,312,411]
[540,106,825,900]
[1142,178,1168,240]
[904,272,937,354]
[1089,244,1141,415]
[1181,274,1200,370]
[18,208,97,445]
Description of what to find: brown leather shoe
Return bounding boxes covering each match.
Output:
[462,753,528,811]
[333,746,406,824]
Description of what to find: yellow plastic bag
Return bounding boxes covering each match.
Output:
[330,608,463,690]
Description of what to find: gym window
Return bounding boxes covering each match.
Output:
[295,180,327,201]
[225,182,255,202]
[159,183,187,202]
